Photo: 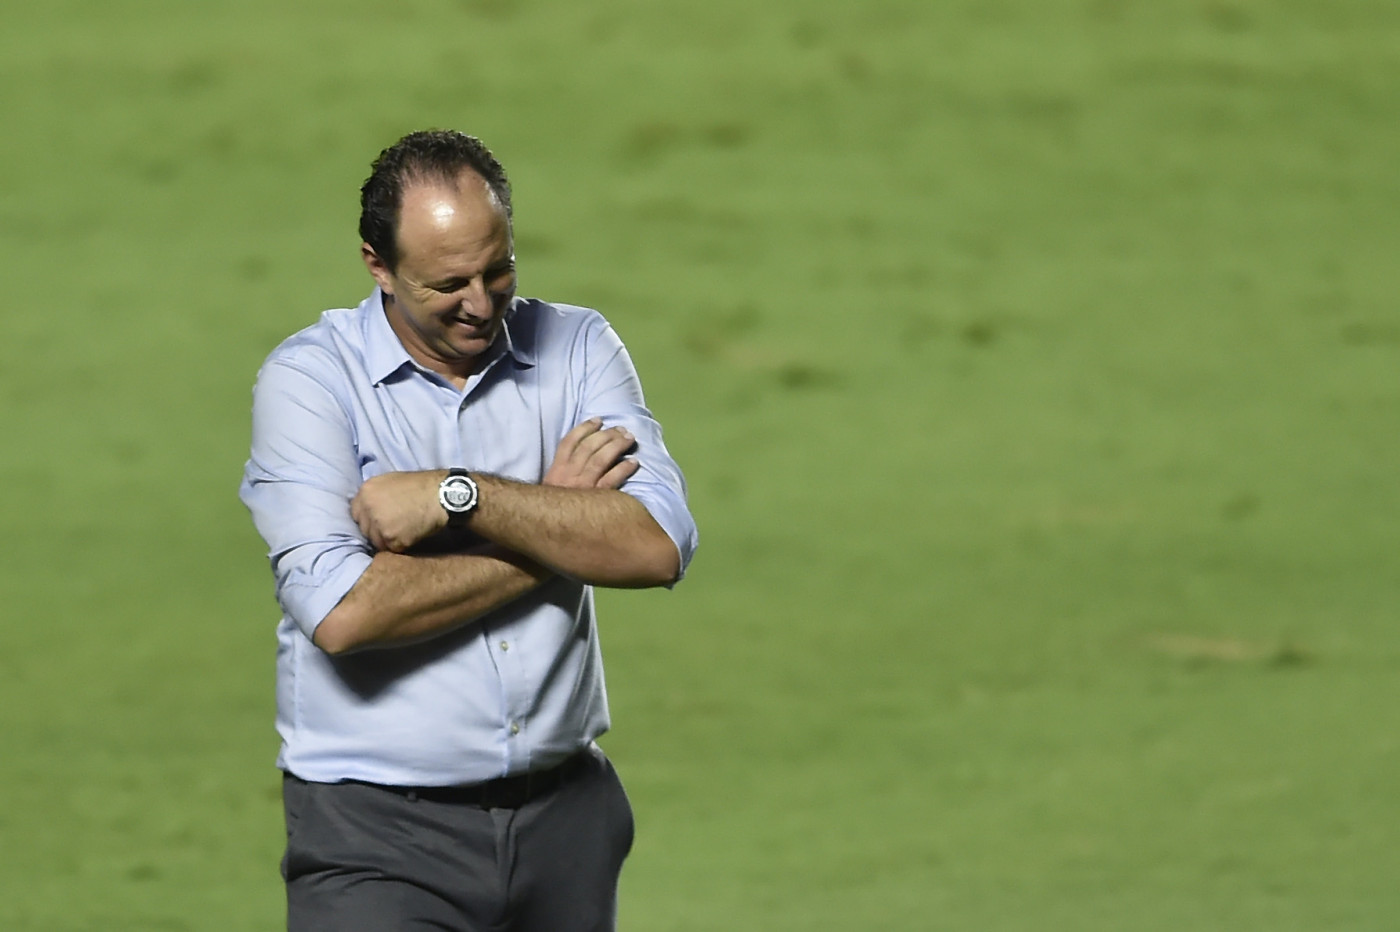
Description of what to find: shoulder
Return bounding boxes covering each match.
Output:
[507,298,616,357]
[257,303,369,384]
[510,297,611,333]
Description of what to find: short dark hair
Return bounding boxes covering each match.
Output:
[359,130,513,271]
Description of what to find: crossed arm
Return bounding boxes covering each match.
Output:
[312,419,680,655]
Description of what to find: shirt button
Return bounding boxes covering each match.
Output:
[499,641,510,652]
[509,721,521,736]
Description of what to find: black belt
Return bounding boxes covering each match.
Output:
[370,751,587,809]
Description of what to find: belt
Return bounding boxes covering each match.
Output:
[372,751,587,809]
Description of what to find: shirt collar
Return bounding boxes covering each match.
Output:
[363,289,414,384]
[496,299,536,367]
[362,289,535,385]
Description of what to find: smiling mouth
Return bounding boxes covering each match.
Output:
[451,315,491,332]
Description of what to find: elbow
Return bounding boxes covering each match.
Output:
[311,608,364,656]
[578,494,687,588]
[617,535,682,589]
[647,537,682,587]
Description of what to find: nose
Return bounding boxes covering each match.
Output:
[458,277,490,316]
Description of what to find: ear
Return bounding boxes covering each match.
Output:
[361,243,395,295]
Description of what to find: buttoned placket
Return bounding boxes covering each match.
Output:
[449,348,535,773]
[484,623,530,772]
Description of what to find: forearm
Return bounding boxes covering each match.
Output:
[347,415,683,591]
[470,473,680,588]
[313,545,551,655]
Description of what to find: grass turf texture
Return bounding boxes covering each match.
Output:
[3,0,1399,928]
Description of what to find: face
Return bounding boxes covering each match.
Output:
[362,170,517,380]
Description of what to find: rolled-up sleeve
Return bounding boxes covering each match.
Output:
[576,318,699,582]
[239,357,373,638]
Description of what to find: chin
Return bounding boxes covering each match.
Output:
[451,335,495,359]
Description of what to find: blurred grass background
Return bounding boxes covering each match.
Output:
[2,0,1399,929]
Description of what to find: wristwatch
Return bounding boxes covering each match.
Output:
[438,468,479,527]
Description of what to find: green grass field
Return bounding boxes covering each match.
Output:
[3,0,1399,928]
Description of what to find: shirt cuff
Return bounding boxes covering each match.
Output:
[277,549,375,640]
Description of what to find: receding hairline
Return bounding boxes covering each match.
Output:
[398,165,508,215]
[382,167,512,260]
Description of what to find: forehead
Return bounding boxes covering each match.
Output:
[395,170,511,268]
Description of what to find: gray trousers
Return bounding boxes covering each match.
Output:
[282,747,634,932]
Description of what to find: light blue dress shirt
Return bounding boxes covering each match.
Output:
[240,289,697,786]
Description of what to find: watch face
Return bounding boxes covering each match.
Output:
[440,475,478,514]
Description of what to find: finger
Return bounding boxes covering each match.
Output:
[597,457,641,490]
[557,417,604,460]
[584,433,637,474]
[352,503,375,540]
[574,425,634,464]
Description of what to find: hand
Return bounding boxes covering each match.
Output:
[543,417,640,490]
[351,471,448,552]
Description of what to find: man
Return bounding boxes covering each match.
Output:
[239,129,697,931]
